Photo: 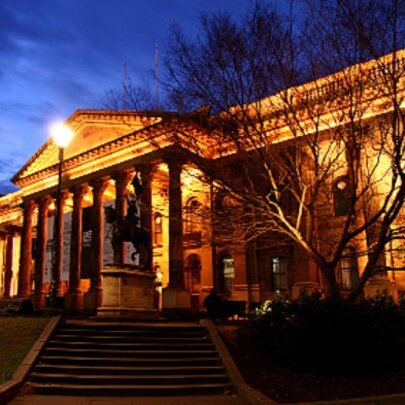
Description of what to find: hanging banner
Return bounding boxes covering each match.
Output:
[81,206,93,278]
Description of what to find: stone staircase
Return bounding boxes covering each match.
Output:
[27,319,232,396]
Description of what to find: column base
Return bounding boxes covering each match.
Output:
[364,277,398,301]
[162,286,192,318]
[291,281,321,300]
[84,288,102,315]
[33,292,46,310]
[64,290,84,314]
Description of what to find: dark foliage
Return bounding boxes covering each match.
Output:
[250,295,405,375]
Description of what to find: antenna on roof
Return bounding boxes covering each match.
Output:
[155,43,159,110]
[122,60,127,110]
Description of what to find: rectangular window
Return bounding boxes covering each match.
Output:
[339,248,359,290]
[271,256,286,291]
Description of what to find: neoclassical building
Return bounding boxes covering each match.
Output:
[0,50,404,313]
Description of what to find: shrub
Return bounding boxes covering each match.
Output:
[249,294,405,375]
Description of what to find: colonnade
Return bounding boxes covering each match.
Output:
[12,158,187,312]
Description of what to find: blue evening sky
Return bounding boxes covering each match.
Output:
[0,0,255,194]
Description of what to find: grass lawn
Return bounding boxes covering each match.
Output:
[0,317,50,384]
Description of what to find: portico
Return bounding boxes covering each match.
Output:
[0,110,205,314]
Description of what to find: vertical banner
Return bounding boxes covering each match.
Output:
[103,199,114,265]
[62,212,71,281]
[45,212,71,284]
[81,206,93,278]
[44,216,54,284]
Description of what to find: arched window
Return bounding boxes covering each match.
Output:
[333,175,352,217]
[184,197,202,244]
[153,213,163,246]
[339,246,359,290]
[185,254,202,293]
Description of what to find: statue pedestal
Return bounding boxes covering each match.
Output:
[97,264,159,319]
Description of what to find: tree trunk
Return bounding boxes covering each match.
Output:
[320,263,341,299]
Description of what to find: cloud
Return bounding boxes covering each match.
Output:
[0,0,249,197]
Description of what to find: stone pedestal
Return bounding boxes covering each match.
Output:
[98,264,158,319]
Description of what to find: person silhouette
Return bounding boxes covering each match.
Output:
[203,289,223,319]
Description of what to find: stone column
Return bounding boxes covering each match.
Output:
[3,234,14,298]
[84,177,109,312]
[113,170,134,263]
[34,196,52,308]
[53,190,69,297]
[17,200,36,298]
[168,161,184,288]
[135,164,153,267]
[162,159,191,313]
[65,184,88,313]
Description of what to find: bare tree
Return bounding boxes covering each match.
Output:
[104,78,157,111]
[160,0,405,300]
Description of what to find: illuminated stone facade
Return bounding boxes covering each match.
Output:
[0,52,404,312]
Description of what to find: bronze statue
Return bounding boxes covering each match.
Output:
[105,168,152,269]
[105,203,151,269]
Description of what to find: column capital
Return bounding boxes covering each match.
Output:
[21,199,36,213]
[90,177,110,195]
[70,183,89,203]
[36,195,53,210]
[51,189,70,204]
[164,154,187,169]
[114,169,135,198]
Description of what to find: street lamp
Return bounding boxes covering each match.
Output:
[49,122,74,308]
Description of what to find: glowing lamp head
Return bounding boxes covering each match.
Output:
[51,123,74,148]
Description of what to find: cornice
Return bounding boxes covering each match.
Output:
[12,109,179,185]
[14,117,208,191]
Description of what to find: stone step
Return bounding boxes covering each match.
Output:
[30,372,229,385]
[31,382,232,396]
[52,334,209,343]
[43,347,218,358]
[26,321,232,398]
[33,364,227,376]
[47,340,215,350]
[59,323,206,332]
[55,328,207,338]
[39,355,221,367]
[63,321,204,329]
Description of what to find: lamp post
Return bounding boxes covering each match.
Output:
[50,123,74,307]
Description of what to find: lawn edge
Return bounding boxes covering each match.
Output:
[201,319,277,405]
[0,315,62,404]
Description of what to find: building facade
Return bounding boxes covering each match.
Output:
[0,51,404,312]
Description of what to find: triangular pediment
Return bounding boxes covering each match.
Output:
[12,110,167,185]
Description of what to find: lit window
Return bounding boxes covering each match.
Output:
[271,256,286,291]
[223,257,234,295]
[153,213,163,246]
[334,176,351,217]
[339,247,359,290]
